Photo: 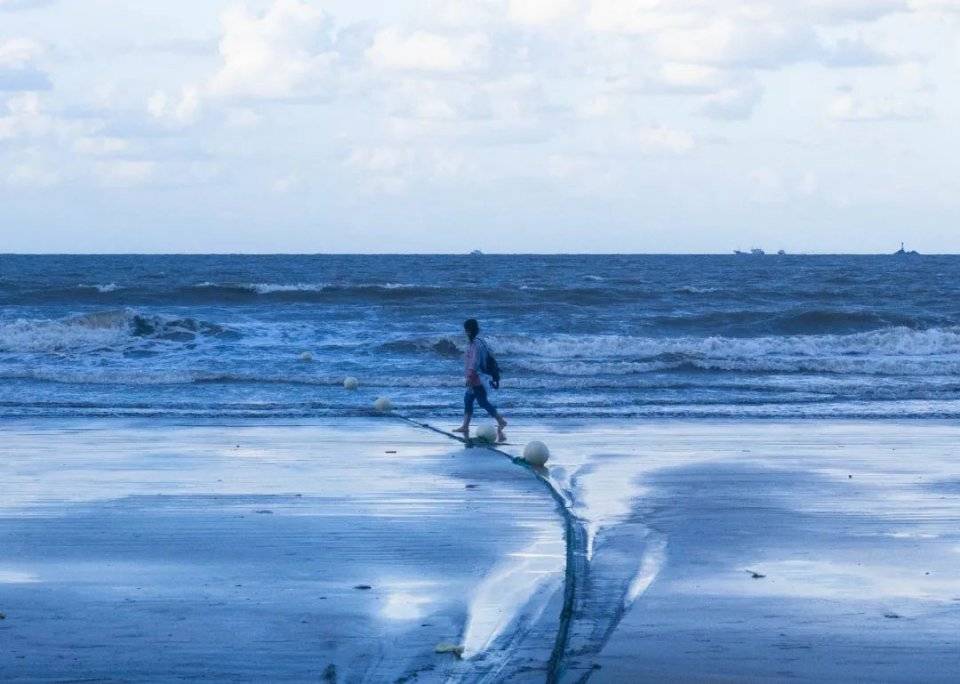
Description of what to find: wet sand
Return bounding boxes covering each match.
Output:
[498,421,960,683]
[0,420,564,682]
[3,419,960,682]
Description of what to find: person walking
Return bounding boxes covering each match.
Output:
[453,319,507,442]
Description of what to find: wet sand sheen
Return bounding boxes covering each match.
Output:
[3,419,960,682]
[495,420,960,682]
[0,420,565,682]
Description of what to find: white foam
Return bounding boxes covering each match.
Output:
[0,316,129,353]
[490,327,960,377]
[460,526,564,658]
[625,536,667,605]
[676,285,719,294]
[250,283,327,294]
[79,283,122,293]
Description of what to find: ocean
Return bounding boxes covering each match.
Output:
[1,253,958,420]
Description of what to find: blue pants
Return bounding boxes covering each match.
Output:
[464,385,498,418]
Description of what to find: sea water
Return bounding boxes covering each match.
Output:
[1,253,958,419]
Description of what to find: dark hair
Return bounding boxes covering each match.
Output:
[464,319,479,340]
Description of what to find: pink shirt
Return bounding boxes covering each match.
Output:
[464,341,481,386]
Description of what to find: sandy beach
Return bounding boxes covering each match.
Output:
[2,418,960,682]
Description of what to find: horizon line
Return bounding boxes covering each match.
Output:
[0,251,951,257]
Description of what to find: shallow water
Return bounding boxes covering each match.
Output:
[2,254,960,419]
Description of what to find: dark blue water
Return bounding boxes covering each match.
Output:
[1,254,958,419]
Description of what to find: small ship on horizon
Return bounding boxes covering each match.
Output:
[734,248,787,256]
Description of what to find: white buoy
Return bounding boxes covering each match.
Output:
[343,376,359,390]
[373,397,393,412]
[523,441,550,466]
[475,424,498,443]
[299,351,313,362]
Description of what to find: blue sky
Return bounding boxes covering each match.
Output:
[1,0,958,253]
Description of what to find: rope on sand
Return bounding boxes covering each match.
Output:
[392,413,587,684]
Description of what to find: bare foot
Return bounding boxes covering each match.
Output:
[497,427,506,443]
[497,417,508,428]
[452,426,468,434]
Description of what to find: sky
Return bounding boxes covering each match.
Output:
[1,0,959,253]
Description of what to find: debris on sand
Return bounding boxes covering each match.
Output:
[884,612,901,619]
[354,584,372,590]
[746,570,766,579]
[254,509,273,514]
[434,642,464,658]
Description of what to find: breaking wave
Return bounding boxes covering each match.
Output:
[377,327,960,377]
[0,309,233,354]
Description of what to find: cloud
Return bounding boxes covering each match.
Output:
[366,27,490,72]
[747,167,821,203]
[822,38,897,67]
[651,19,823,69]
[583,1,910,70]
[345,145,465,194]
[4,160,59,187]
[828,91,931,121]
[909,0,960,14]
[0,92,48,140]
[94,160,155,187]
[507,0,581,25]
[0,0,56,11]
[147,87,201,127]
[73,136,132,156]
[208,0,337,99]
[634,125,695,154]
[699,80,764,120]
[0,37,51,92]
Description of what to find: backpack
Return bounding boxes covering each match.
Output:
[483,348,502,388]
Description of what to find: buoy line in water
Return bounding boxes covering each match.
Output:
[392,413,588,684]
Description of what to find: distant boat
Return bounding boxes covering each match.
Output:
[733,248,766,256]
[893,242,919,256]
[469,249,484,256]
[777,249,787,255]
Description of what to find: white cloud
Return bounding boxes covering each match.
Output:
[434,0,502,26]
[748,167,822,202]
[366,27,490,72]
[909,0,960,14]
[0,92,47,140]
[208,0,337,99]
[634,125,695,154]
[508,0,581,25]
[0,37,42,66]
[0,37,50,91]
[828,91,931,121]
[347,146,411,173]
[822,37,896,67]
[94,160,155,187]
[699,80,763,120]
[345,145,465,194]
[271,173,301,193]
[0,0,56,10]
[224,107,262,128]
[147,86,201,127]
[5,160,59,187]
[73,136,131,156]
[652,19,822,68]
